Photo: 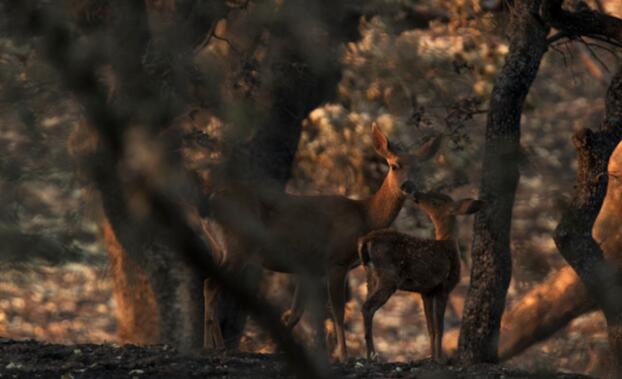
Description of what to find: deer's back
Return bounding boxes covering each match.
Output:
[242,193,370,272]
[362,229,458,294]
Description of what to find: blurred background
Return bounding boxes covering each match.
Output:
[1,0,621,377]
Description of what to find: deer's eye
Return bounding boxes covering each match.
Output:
[390,163,400,171]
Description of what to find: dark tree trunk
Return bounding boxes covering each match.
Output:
[457,0,548,364]
[554,65,622,378]
[17,2,327,377]
[64,0,220,351]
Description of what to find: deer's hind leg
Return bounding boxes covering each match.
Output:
[328,266,349,362]
[422,293,435,360]
[362,274,396,360]
[281,279,307,330]
[431,292,448,362]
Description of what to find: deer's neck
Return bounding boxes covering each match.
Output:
[432,219,460,254]
[364,174,405,230]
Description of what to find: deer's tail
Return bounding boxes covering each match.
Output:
[358,236,373,267]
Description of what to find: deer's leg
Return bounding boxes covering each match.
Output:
[299,274,327,353]
[281,279,306,330]
[422,294,435,359]
[362,277,396,360]
[431,293,448,362]
[328,267,348,362]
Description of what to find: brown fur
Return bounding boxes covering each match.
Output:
[358,192,483,361]
[208,124,440,360]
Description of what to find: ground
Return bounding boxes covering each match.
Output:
[0,338,591,379]
[0,263,607,379]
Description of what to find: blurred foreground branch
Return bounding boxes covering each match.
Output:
[6,2,327,378]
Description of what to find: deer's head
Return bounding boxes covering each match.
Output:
[371,123,440,196]
[411,191,485,240]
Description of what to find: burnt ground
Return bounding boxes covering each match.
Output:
[0,339,591,379]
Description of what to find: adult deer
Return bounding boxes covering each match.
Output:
[207,123,440,361]
[358,191,484,362]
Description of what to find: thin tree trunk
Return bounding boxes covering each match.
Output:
[457,0,548,364]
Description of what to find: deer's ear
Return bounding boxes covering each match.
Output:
[371,123,395,159]
[414,135,441,161]
[452,199,485,215]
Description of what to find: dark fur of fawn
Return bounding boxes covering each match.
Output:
[207,124,439,361]
[358,192,484,361]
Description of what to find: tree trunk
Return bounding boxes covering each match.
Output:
[498,266,595,360]
[554,65,622,378]
[444,266,595,359]
[101,218,159,344]
[457,0,548,364]
[65,0,215,351]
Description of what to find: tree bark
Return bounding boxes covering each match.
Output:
[13,2,331,377]
[63,0,218,351]
[457,0,548,364]
[498,266,595,360]
[101,218,159,344]
[444,266,595,359]
[554,65,622,378]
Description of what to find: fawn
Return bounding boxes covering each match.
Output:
[358,191,484,361]
[206,124,440,360]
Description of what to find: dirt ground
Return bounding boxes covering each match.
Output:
[0,338,592,379]
[0,262,609,378]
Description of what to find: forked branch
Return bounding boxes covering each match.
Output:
[543,0,622,47]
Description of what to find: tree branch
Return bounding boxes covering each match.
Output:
[7,2,326,378]
[542,0,622,47]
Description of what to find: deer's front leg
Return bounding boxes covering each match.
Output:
[362,274,396,360]
[328,266,349,362]
[422,294,436,360]
[431,293,448,363]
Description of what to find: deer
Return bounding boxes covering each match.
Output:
[357,191,484,362]
[206,123,440,361]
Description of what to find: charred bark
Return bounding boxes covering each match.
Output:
[457,0,548,364]
[62,0,234,351]
[554,65,622,378]
[13,2,328,377]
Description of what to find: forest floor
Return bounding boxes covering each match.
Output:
[0,338,592,379]
[0,262,608,378]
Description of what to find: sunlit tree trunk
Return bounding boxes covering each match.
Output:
[554,65,622,378]
[443,266,595,359]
